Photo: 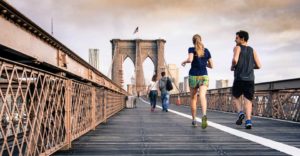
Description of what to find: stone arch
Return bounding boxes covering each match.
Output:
[111,39,166,95]
[141,53,157,68]
[122,56,135,93]
[122,55,135,66]
[142,56,156,85]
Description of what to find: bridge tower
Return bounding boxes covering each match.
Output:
[111,39,166,95]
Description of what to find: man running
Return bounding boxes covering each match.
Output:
[231,30,261,129]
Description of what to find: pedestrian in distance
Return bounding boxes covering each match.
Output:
[159,71,171,112]
[147,74,158,112]
[231,30,261,129]
[181,34,213,129]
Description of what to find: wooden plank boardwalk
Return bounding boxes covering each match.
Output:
[55,98,300,156]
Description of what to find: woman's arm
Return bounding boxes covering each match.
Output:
[207,58,213,69]
[181,53,194,67]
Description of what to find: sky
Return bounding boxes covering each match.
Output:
[7,0,300,89]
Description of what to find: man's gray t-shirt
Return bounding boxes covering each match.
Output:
[159,77,169,93]
[234,45,255,81]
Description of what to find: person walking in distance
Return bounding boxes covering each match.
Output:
[159,72,170,112]
[182,34,213,128]
[148,74,158,112]
[231,30,261,129]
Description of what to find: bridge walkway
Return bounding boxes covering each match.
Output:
[55,98,300,156]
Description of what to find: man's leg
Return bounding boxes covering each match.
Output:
[233,96,245,125]
[232,81,245,125]
[244,81,254,129]
[165,93,170,112]
[244,98,253,129]
[233,96,242,113]
[161,94,165,111]
[162,93,167,111]
[244,98,252,120]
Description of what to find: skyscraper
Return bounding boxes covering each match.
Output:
[179,82,184,93]
[89,49,100,70]
[184,76,190,92]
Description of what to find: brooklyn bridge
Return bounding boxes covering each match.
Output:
[0,1,300,156]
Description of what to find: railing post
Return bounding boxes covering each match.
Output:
[103,89,107,123]
[63,80,72,149]
[269,90,274,118]
[92,87,96,130]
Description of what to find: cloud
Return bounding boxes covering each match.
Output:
[11,0,300,38]
[7,0,300,89]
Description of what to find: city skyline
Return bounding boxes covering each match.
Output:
[88,48,100,70]
[7,0,300,89]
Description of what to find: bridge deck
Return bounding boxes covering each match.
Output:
[55,99,300,156]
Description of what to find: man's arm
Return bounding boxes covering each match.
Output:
[231,46,241,71]
[253,50,262,69]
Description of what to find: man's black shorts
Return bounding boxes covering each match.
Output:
[232,80,254,101]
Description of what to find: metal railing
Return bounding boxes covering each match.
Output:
[0,58,126,155]
[170,80,300,122]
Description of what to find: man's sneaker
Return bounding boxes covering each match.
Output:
[192,120,197,127]
[201,115,208,129]
[236,112,245,125]
[245,120,252,129]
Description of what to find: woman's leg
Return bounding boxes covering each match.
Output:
[149,91,153,108]
[153,91,157,109]
[199,85,208,116]
[190,87,198,120]
[199,84,208,129]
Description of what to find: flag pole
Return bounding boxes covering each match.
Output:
[51,17,53,35]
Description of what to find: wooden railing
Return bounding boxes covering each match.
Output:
[170,79,300,122]
[0,1,128,155]
[0,58,126,156]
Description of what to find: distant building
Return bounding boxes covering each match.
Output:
[216,79,229,88]
[127,84,136,95]
[126,76,137,95]
[184,76,190,92]
[166,64,179,94]
[179,82,184,93]
[89,49,100,70]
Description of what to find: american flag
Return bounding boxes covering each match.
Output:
[133,27,139,34]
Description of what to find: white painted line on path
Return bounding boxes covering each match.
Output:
[209,109,300,125]
[140,98,300,156]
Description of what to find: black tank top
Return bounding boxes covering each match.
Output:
[234,45,255,81]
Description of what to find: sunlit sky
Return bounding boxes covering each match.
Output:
[7,0,300,89]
